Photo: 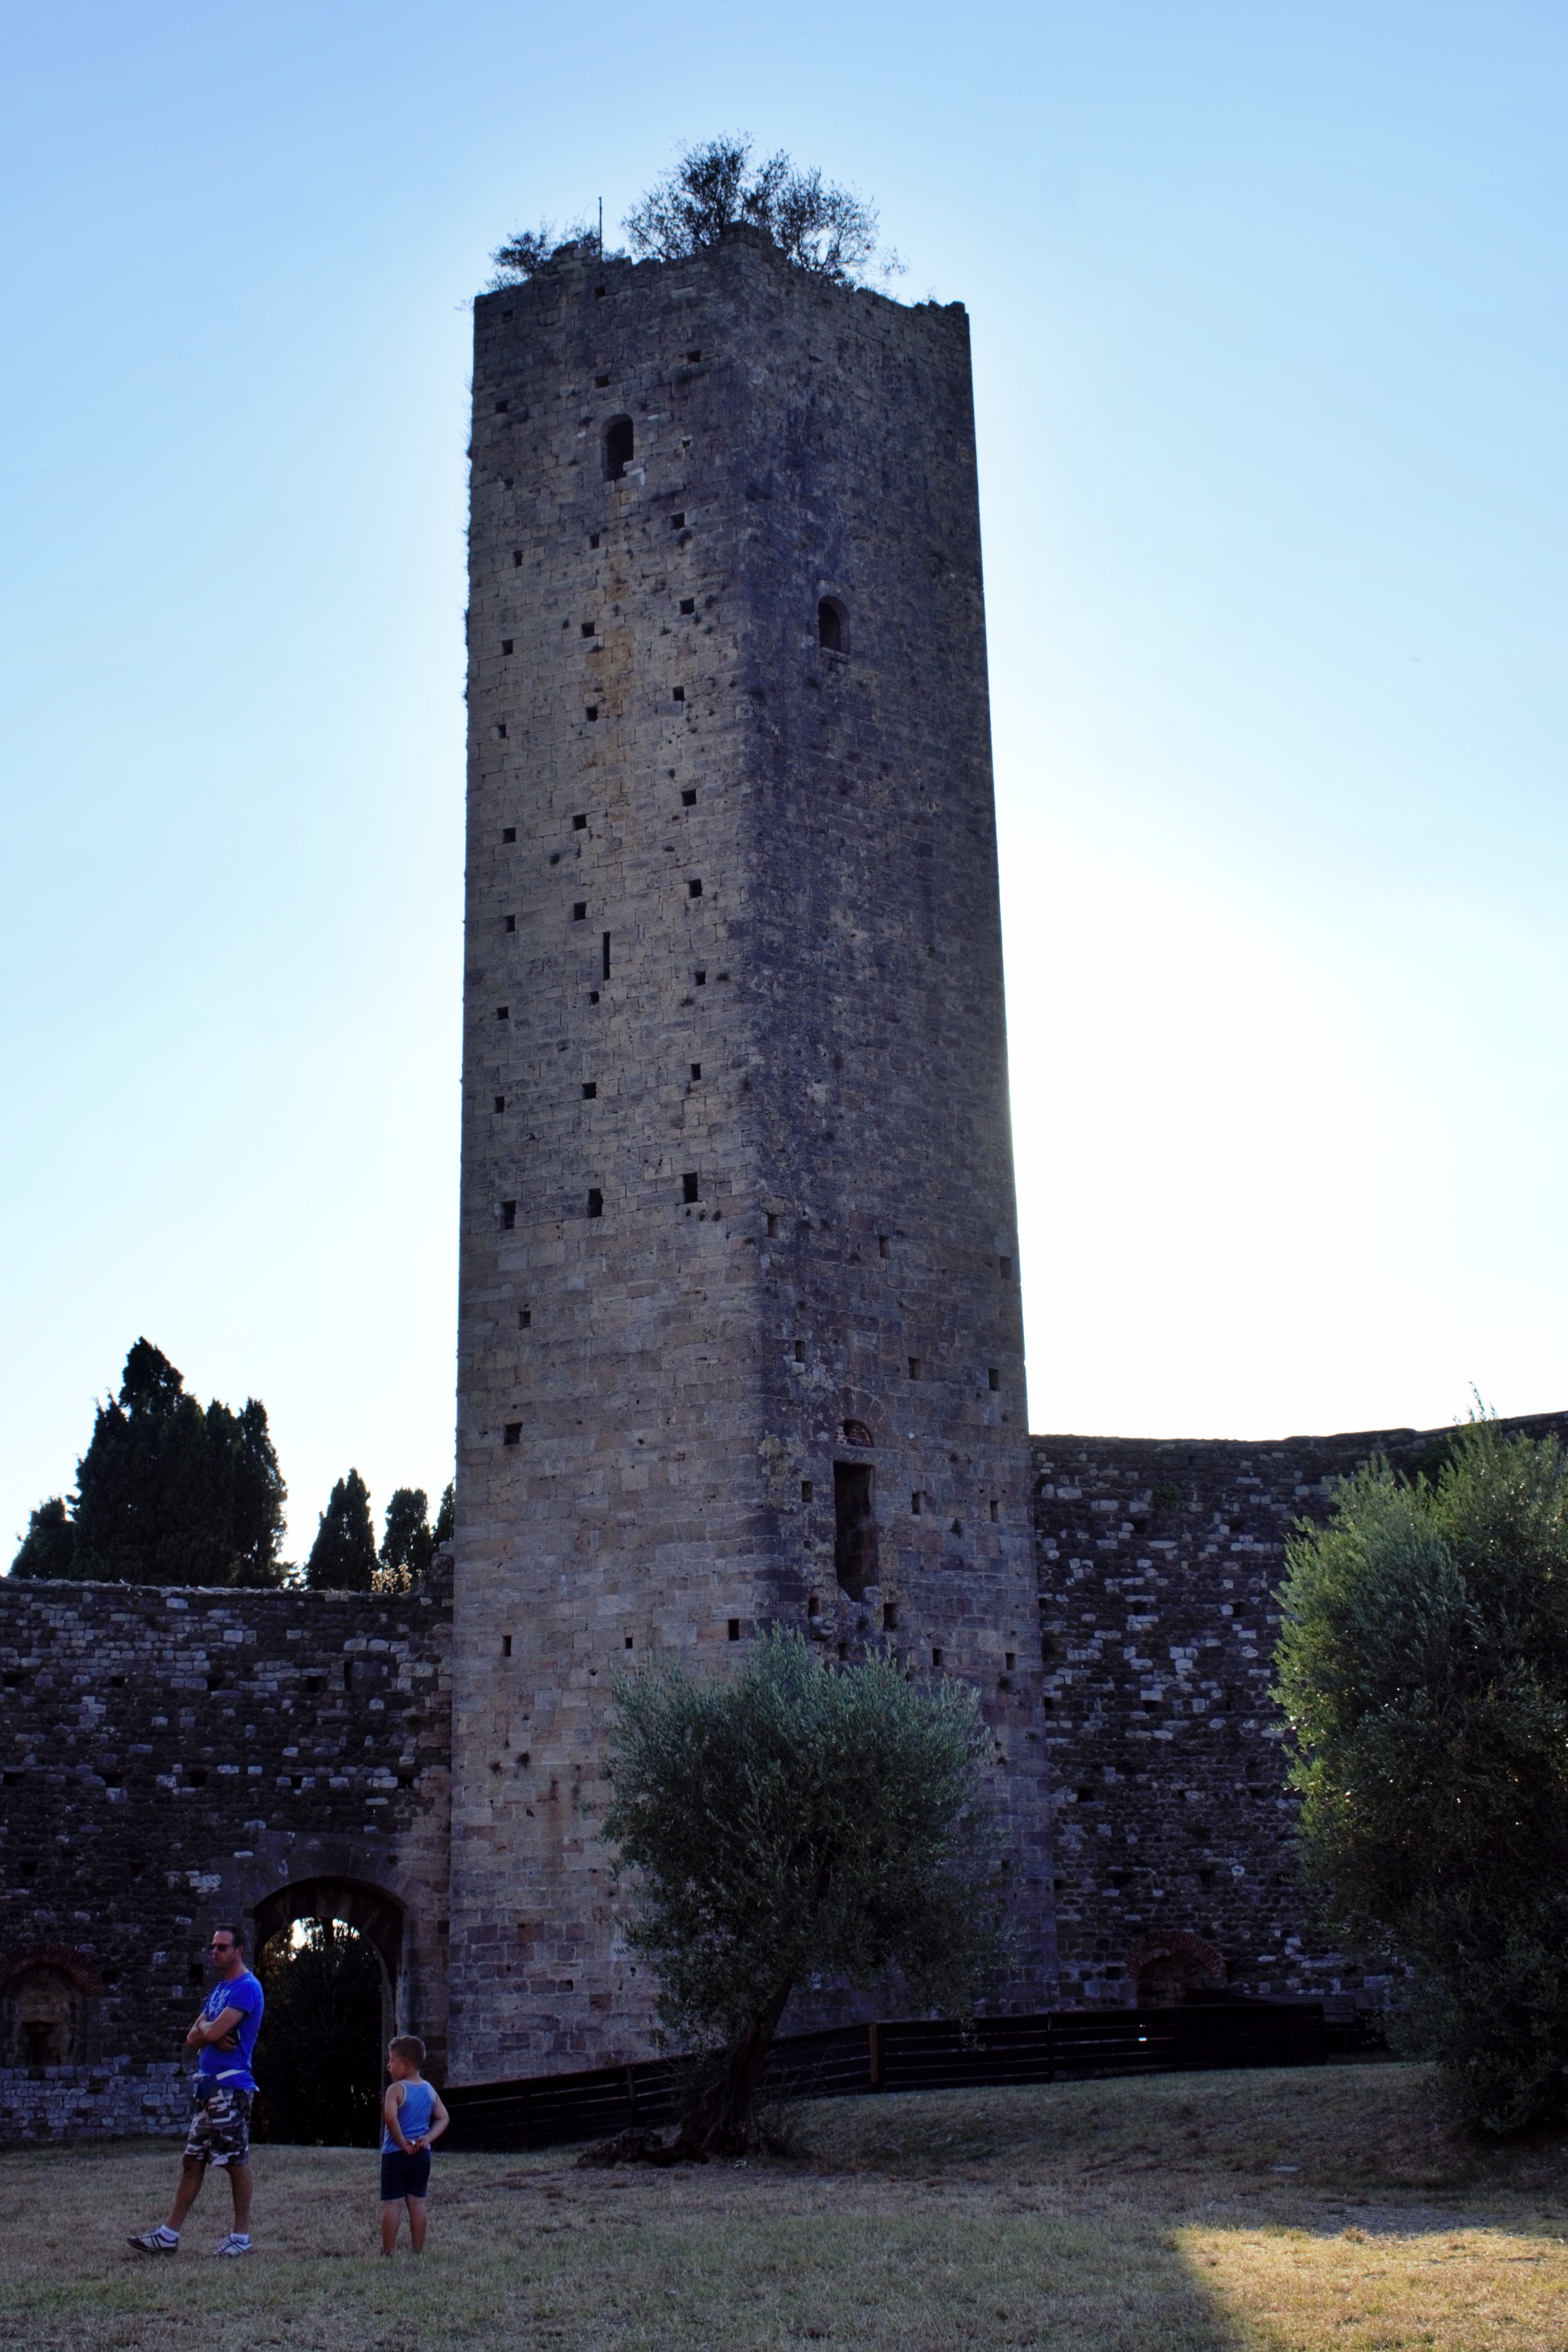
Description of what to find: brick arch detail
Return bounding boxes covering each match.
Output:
[250,1876,405,1989]
[1,1945,102,2000]
[1125,1931,1225,1986]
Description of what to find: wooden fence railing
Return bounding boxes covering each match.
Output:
[442,1998,1355,2155]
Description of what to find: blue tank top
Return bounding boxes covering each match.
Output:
[383,2078,436,2152]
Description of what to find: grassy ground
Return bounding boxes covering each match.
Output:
[7,2062,1568,2350]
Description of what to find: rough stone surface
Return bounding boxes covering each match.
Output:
[0,1563,452,2131]
[1031,1411,1568,2008]
[452,230,1042,2079]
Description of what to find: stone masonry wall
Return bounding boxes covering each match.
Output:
[453,229,1042,2082]
[0,1565,452,2139]
[1031,1411,1568,2009]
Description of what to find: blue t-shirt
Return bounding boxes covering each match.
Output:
[196,1967,264,2093]
[382,2078,436,2153]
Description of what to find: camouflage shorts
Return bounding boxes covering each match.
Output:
[183,2082,252,2167]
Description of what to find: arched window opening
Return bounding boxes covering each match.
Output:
[604,416,635,481]
[818,597,848,653]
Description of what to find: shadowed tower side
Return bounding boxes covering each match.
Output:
[450,229,1050,2082]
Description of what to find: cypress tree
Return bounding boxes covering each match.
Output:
[305,1470,377,1591]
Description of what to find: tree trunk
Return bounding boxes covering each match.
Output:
[671,1976,794,2159]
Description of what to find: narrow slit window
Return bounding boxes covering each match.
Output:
[504,914,515,932]
[932,1647,943,1668]
[501,638,513,655]
[818,597,848,653]
[801,1480,813,1501]
[494,1094,505,1112]
[908,1357,920,1380]
[883,1603,898,1632]
[502,1633,513,1655]
[501,1200,516,1229]
[911,1491,922,1514]
[604,416,634,479]
[878,1234,889,1259]
[807,1593,821,1618]
[587,1188,603,1218]
[690,1063,701,1080]
[728,1617,741,1641]
[766,1212,779,1237]
[833,1462,877,1600]
[794,1339,805,1361]
[987,1367,1000,1391]
[602,932,611,979]
[519,1308,531,1328]
[512,550,523,566]
[682,1172,700,1204]
[989,1499,1000,1522]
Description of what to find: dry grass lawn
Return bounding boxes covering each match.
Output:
[7,2062,1568,2349]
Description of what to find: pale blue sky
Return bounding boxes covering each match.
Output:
[3,2,1565,1561]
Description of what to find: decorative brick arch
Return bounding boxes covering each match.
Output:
[1125,1931,1225,2009]
[2,1945,100,2066]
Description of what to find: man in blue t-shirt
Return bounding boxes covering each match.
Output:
[129,1922,265,2259]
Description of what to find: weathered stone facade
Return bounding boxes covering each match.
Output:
[0,1565,452,2137]
[451,230,1042,2080]
[1033,1411,1568,2010]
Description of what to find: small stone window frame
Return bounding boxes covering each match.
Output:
[604,416,635,481]
[817,596,849,655]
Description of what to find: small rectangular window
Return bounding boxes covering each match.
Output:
[602,932,612,979]
[679,598,695,615]
[495,722,507,737]
[342,1664,352,1693]
[1005,1652,1015,1670]
[501,1199,516,1228]
[673,686,685,702]
[690,1062,701,1080]
[988,1367,1000,1391]
[794,1339,805,1361]
[932,1647,943,1668]
[512,550,523,566]
[883,1603,898,1632]
[801,1480,813,1502]
[573,902,587,921]
[807,1593,821,1618]
[494,399,509,414]
[908,1357,920,1380]
[834,1462,876,1600]
[502,1633,512,1655]
[681,788,696,807]
[504,914,515,931]
[582,621,595,638]
[728,1618,740,1641]
[595,372,610,388]
[624,1634,634,1648]
[911,1492,922,1514]
[503,1423,522,1446]
[582,1082,597,1099]
[695,969,706,985]
[496,1005,509,1021]
[588,532,600,548]
[999,1256,1012,1278]
[587,1188,603,1218]
[519,1308,531,1328]
[501,639,513,655]
[686,349,701,363]
[671,512,685,529]
[502,826,516,842]
[682,1172,700,1204]
[878,1234,889,1259]
[687,878,702,897]
[572,812,587,830]
[585,705,598,722]
[766,1213,778,1238]
[989,1499,999,1522]
[494,1094,505,1112]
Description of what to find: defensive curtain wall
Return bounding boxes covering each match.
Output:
[7,1411,1564,2141]
[0,1561,452,2143]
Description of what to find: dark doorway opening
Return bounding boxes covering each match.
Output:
[250,1878,403,2144]
[834,1461,876,1599]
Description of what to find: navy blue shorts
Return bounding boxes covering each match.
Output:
[380,2147,432,2202]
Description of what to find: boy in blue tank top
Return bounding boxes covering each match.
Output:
[380,2034,448,2254]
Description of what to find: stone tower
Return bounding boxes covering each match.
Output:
[450,228,1048,2082]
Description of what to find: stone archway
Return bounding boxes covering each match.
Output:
[1126,1931,1226,2009]
[251,1877,404,1998]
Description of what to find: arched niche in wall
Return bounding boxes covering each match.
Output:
[2,1946,100,2067]
[1125,1931,1226,2010]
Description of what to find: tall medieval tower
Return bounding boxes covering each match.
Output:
[450,228,1050,2082]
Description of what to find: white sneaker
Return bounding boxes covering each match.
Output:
[213,2234,252,2258]
[128,2229,178,2254]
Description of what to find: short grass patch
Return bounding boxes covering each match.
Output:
[6,2064,1568,2349]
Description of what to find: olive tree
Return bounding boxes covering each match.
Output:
[1276,1417,1568,2132]
[602,1629,1005,2156]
